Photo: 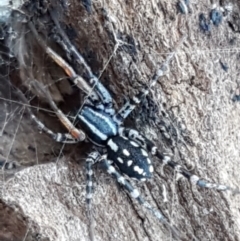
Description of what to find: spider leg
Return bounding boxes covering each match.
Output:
[32,80,86,141]
[0,160,24,180]
[113,37,185,125]
[86,152,101,211]
[85,151,101,241]
[48,10,115,115]
[16,82,85,143]
[119,127,240,194]
[102,158,180,238]
[27,21,99,104]
[113,56,174,125]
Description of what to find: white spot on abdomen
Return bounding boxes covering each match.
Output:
[117,157,124,163]
[149,165,154,173]
[130,141,139,147]
[107,139,119,152]
[147,158,151,164]
[123,149,130,156]
[133,166,144,174]
[127,160,133,166]
[141,149,148,157]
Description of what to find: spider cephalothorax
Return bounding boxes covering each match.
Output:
[11,7,239,241]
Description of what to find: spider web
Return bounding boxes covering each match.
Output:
[0,0,240,241]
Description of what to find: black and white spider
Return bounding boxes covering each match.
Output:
[13,8,239,241]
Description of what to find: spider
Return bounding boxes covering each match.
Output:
[13,8,239,241]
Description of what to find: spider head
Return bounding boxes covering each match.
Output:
[107,136,154,181]
[78,105,118,146]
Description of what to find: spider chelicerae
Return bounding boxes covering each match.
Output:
[12,8,239,241]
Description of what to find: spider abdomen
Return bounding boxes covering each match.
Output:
[78,105,118,146]
[107,136,154,180]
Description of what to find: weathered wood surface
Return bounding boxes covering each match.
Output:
[0,0,240,240]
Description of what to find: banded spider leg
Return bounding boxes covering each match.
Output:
[27,20,99,103]
[49,9,115,115]
[28,21,185,239]
[15,81,85,143]
[110,34,239,194]
[113,36,185,125]
[119,128,240,194]
[18,10,239,241]
[85,151,181,240]
[16,12,112,143]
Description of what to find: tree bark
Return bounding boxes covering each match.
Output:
[1,0,240,241]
